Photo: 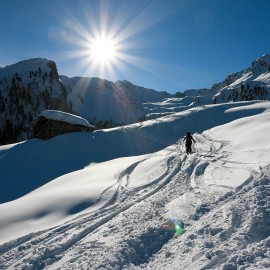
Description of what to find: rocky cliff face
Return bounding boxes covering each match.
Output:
[0,59,73,144]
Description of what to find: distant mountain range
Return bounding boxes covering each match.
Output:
[0,54,269,145]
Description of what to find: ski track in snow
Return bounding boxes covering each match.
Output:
[0,131,268,269]
[0,152,182,269]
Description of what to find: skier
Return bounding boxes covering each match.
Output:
[183,132,196,154]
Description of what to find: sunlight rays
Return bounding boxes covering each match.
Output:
[53,0,175,82]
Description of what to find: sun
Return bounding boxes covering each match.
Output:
[89,37,117,64]
[60,1,168,79]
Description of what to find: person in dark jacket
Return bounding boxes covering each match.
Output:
[183,132,196,154]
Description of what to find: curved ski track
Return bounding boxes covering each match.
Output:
[0,134,256,270]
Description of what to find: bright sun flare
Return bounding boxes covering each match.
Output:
[63,1,167,79]
[90,37,117,64]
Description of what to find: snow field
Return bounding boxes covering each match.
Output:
[1,101,270,269]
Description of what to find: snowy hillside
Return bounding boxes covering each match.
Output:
[60,76,171,125]
[1,100,270,269]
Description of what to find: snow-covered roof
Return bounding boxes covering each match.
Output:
[39,110,94,128]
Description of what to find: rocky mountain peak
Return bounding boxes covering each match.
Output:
[0,58,72,145]
[251,54,270,72]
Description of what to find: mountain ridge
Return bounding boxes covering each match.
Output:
[0,54,270,145]
[181,54,270,104]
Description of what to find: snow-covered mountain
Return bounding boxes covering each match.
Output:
[212,54,270,103]
[1,54,270,146]
[143,54,270,120]
[0,59,171,145]
[180,54,270,105]
[0,58,73,145]
[61,76,171,125]
[1,100,270,269]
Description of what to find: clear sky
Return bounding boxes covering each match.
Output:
[0,0,270,93]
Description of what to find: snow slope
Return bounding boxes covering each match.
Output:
[61,76,171,124]
[1,101,270,269]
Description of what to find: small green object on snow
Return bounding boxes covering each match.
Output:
[175,223,184,235]
[164,219,184,235]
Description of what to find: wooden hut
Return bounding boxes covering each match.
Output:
[32,110,95,140]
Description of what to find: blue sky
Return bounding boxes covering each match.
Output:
[0,0,270,93]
